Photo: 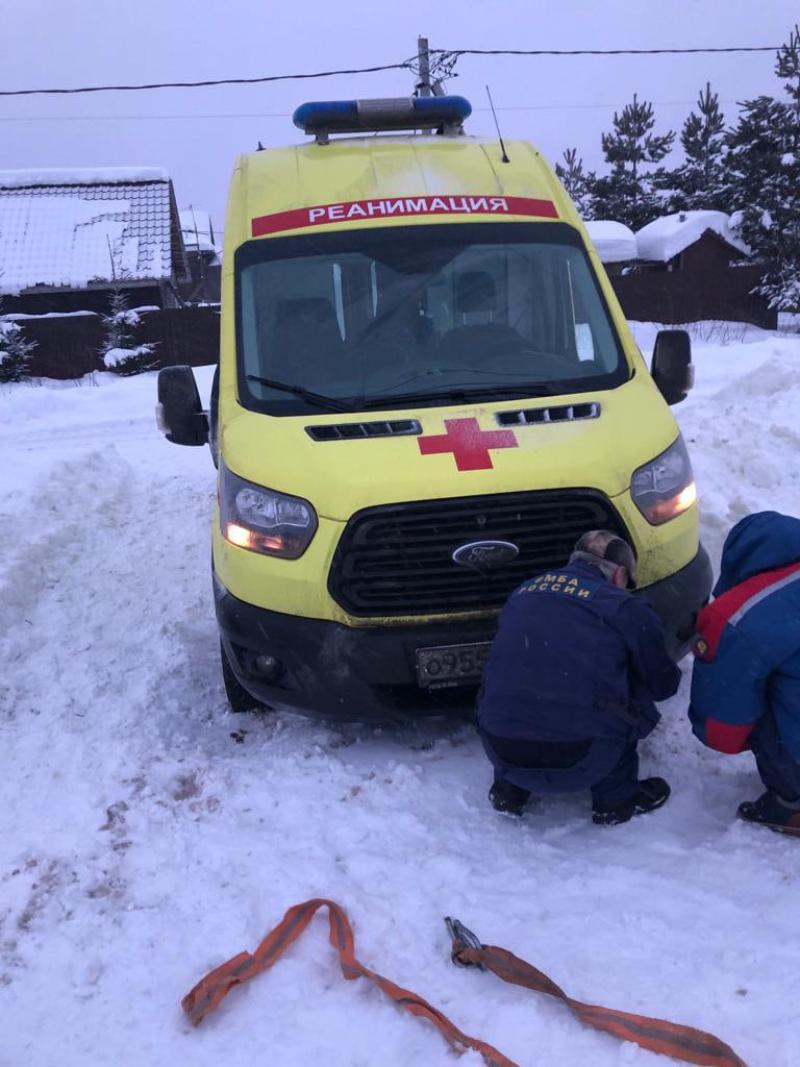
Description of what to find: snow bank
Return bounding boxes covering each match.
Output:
[1,332,799,1067]
[584,220,637,262]
[636,210,749,262]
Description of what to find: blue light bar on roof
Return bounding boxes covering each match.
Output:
[292,96,472,137]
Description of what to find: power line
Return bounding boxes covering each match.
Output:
[435,45,779,57]
[0,60,415,98]
[0,44,780,98]
[0,100,742,123]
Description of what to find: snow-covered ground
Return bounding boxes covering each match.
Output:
[1,323,798,1067]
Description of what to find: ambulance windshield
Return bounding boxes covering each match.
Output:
[236,222,628,414]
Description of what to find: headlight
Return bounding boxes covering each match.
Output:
[219,461,318,558]
[630,436,697,525]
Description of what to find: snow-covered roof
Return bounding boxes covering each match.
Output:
[0,167,170,189]
[636,210,749,263]
[0,167,185,295]
[179,207,218,253]
[584,220,637,263]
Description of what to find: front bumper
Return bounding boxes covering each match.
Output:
[214,545,711,722]
[215,572,494,722]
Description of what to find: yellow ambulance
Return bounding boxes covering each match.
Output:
[157,95,712,720]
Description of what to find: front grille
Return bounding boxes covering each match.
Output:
[329,489,626,617]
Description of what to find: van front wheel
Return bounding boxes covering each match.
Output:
[220,641,268,714]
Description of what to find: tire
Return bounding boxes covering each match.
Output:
[220,641,268,714]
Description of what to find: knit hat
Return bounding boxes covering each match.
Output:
[571,531,637,588]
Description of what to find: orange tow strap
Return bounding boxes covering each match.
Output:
[181,898,746,1067]
[182,898,515,1066]
[446,917,747,1067]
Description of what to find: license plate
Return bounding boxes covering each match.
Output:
[415,642,492,688]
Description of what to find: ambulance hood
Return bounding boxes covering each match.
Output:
[221,375,678,521]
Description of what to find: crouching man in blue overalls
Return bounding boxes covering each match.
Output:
[477,530,681,825]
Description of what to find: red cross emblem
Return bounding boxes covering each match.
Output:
[417,417,518,471]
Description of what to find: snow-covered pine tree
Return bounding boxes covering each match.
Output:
[726,26,800,310]
[591,95,674,229]
[0,301,36,383]
[555,148,595,217]
[667,83,728,212]
[100,286,157,376]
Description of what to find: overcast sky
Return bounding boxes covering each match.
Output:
[1,1,796,234]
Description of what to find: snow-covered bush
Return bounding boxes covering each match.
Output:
[0,314,37,383]
[100,289,157,376]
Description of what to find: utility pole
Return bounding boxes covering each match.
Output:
[417,36,432,97]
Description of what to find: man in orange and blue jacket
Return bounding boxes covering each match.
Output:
[689,511,800,837]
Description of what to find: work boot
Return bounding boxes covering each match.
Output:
[592,777,671,826]
[489,779,530,817]
[737,790,800,837]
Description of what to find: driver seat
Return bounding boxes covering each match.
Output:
[438,271,523,362]
[456,270,499,324]
[269,298,343,378]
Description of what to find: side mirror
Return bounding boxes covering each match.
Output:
[651,330,694,406]
[156,365,208,446]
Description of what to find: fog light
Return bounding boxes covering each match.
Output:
[254,654,282,680]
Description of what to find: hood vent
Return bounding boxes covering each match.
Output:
[496,402,601,427]
[306,419,421,442]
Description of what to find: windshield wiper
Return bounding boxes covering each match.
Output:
[246,374,351,413]
[360,382,559,410]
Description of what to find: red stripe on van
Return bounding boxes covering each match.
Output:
[251,195,558,236]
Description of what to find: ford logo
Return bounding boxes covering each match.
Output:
[452,540,520,569]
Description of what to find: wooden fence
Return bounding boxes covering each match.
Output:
[609,265,777,329]
[16,306,220,380]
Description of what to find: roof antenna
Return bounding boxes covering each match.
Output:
[485,85,510,164]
